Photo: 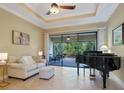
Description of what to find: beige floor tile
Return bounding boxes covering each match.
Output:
[0,66,123,90]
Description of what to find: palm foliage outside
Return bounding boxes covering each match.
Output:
[53,41,96,57]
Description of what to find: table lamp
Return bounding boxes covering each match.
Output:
[100,45,109,53]
[0,53,8,63]
[0,53,9,87]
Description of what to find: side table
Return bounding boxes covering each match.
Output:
[0,63,9,87]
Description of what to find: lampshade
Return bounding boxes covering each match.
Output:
[100,45,109,53]
[38,51,43,56]
[0,53,8,62]
[100,45,108,50]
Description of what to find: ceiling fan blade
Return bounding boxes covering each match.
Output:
[60,5,76,10]
[46,10,51,15]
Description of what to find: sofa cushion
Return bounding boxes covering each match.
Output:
[8,56,20,63]
[26,63,38,72]
[41,59,47,63]
[32,56,43,63]
[32,56,47,63]
[7,63,37,71]
[7,63,25,69]
[20,56,36,64]
[37,63,46,68]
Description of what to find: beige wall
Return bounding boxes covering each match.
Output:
[107,4,124,82]
[0,8,45,57]
[46,22,106,35]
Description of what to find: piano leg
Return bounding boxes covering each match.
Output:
[90,68,96,77]
[83,67,85,76]
[103,71,106,89]
[77,63,79,76]
[93,69,95,76]
[107,72,109,78]
[90,68,92,76]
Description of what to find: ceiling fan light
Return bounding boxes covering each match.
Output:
[50,4,59,14]
[50,8,59,14]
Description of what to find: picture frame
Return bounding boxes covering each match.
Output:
[12,30,30,45]
[112,23,124,46]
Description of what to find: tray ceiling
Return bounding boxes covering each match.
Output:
[25,3,97,21]
[0,3,119,29]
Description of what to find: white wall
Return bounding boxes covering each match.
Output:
[49,38,53,57]
[97,28,107,50]
[107,4,124,82]
[44,32,49,61]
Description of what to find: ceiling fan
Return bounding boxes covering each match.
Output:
[46,3,76,15]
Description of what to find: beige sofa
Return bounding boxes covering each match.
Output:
[7,56,47,80]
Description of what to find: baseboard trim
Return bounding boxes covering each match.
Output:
[110,73,124,89]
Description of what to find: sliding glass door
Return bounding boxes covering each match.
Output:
[48,32,97,67]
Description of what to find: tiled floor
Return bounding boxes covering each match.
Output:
[0,66,123,90]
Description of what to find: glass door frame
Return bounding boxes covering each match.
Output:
[49,31,98,66]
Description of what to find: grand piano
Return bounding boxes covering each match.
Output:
[76,51,121,89]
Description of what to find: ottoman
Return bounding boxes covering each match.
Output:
[39,66,54,79]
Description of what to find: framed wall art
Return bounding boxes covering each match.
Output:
[12,30,30,45]
[112,23,124,46]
